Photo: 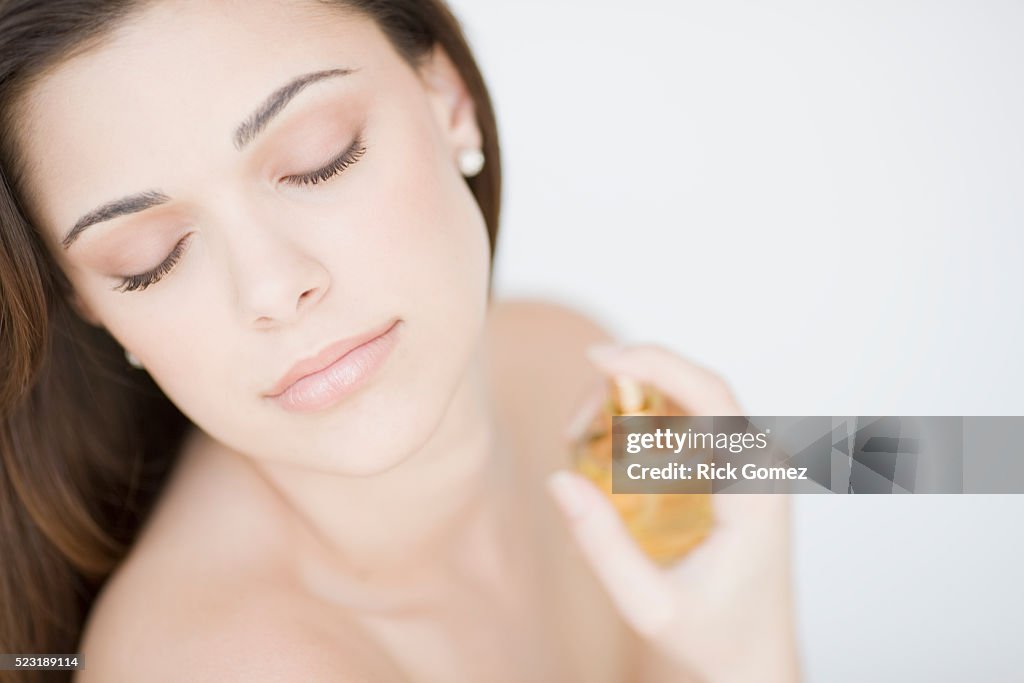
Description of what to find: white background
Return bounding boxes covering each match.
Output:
[448,1,1024,681]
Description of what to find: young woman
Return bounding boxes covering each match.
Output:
[0,1,801,680]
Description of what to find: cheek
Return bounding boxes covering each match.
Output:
[83,265,240,433]
[346,103,491,305]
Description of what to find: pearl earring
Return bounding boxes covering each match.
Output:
[457,148,485,178]
[125,349,143,369]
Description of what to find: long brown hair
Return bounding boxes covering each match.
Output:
[0,1,501,679]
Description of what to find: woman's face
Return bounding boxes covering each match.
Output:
[16,0,492,473]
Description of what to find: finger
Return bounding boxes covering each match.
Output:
[585,343,742,416]
[546,470,676,637]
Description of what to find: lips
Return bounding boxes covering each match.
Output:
[264,317,399,403]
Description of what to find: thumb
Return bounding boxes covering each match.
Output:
[546,470,676,637]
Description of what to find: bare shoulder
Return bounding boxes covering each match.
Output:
[486,297,613,341]
[76,438,405,682]
[486,297,615,384]
[77,575,403,682]
[484,297,616,448]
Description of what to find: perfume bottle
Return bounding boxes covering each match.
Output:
[571,376,714,564]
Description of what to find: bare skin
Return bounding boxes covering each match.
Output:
[77,299,637,682]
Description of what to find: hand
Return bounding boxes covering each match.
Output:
[548,343,801,683]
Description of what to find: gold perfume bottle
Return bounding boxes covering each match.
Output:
[571,376,714,564]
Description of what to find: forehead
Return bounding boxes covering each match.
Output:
[15,0,394,237]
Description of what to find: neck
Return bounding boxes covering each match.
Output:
[236,335,525,611]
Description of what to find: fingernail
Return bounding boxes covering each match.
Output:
[585,343,623,365]
[546,471,588,520]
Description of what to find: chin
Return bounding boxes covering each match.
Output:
[284,366,455,477]
[306,405,447,477]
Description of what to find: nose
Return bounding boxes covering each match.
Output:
[224,221,331,329]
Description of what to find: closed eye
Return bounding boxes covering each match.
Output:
[113,233,193,293]
[281,134,367,186]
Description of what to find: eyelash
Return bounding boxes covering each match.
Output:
[281,134,367,186]
[113,136,368,294]
[114,234,192,293]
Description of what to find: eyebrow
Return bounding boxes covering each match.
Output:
[62,67,355,249]
[63,190,170,249]
[233,67,355,150]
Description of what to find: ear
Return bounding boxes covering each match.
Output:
[418,45,483,159]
